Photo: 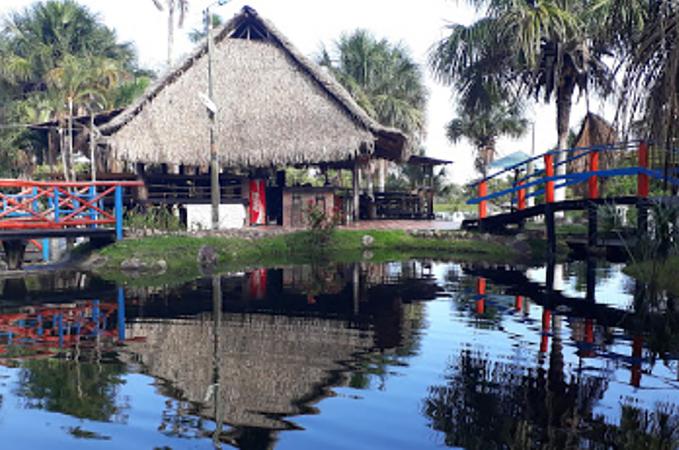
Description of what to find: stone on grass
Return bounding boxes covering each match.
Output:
[198,245,219,268]
[362,235,375,248]
[121,257,147,271]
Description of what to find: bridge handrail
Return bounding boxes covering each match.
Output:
[469,140,643,187]
[0,179,143,189]
[0,179,143,240]
[469,166,678,208]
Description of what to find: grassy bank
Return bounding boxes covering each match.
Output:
[92,229,521,286]
[624,256,679,296]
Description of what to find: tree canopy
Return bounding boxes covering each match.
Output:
[318,30,428,143]
[0,0,151,177]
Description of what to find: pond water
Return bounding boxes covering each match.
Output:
[0,259,677,449]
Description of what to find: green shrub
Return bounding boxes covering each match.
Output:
[126,205,183,231]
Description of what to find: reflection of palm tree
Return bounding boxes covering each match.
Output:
[16,359,126,422]
[422,348,612,449]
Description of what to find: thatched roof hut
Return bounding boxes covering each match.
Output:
[100,6,408,169]
[569,112,618,173]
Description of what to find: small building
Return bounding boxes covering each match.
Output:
[93,6,447,228]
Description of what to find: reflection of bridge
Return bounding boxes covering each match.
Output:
[463,142,679,255]
[463,262,673,388]
[0,179,141,269]
[0,289,126,357]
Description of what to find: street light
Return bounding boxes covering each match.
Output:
[205,0,229,231]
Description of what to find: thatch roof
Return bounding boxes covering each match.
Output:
[100,6,408,168]
[570,112,619,173]
[574,112,618,149]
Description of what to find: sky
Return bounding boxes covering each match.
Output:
[0,0,612,183]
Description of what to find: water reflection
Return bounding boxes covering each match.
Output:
[0,260,676,449]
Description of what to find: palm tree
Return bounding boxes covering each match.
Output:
[46,54,125,180]
[318,30,428,141]
[0,0,135,85]
[152,0,190,67]
[447,100,528,177]
[619,3,678,146]
[430,0,615,202]
[0,0,142,179]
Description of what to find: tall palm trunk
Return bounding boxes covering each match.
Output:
[555,79,575,205]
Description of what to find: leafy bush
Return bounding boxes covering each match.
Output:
[305,202,340,247]
[126,206,183,231]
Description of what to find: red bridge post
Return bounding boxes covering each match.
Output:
[588,150,599,199]
[588,150,600,249]
[637,141,649,198]
[478,180,488,220]
[544,153,555,204]
[637,142,650,234]
[517,181,526,211]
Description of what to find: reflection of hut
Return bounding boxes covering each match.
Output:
[122,313,373,431]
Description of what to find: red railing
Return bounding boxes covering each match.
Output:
[0,179,142,239]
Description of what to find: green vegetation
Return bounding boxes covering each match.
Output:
[94,230,521,286]
[17,358,126,422]
[0,0,151,178]
[625,256,679,296]
[318,30,427,142]
[430,0,621,181]
[126,205,184,232]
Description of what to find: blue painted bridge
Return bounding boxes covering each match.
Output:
[0,179,142,269]
[463,141,679,254]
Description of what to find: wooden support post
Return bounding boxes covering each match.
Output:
[546,204,556,256]
[637,141,649,198]
[377,159,386,193]
[544,153,555,204]
[587,202,598,249]
[586,257,596,301]
[366,162,376,220]
[588,150,599,199]
[352,161,360,223]
[135,163,149,207]
[2,240,27,270]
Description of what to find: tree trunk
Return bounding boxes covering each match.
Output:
[555,79,575,206]
[167,1,175,67]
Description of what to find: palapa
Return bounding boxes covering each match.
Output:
[100,6,408,169]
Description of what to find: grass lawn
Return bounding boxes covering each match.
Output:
[94,229,521,286]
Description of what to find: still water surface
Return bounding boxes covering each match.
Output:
[0,260,677,449]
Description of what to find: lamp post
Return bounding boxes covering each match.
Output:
[205,0,229,231]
